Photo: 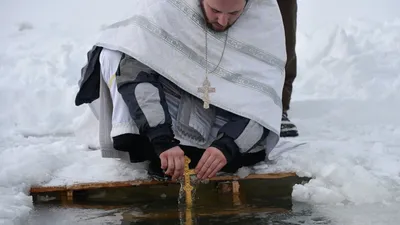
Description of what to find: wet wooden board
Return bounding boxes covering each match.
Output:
[30,172,297,194]
[29,172,307,208]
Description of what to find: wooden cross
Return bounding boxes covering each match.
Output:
[197,78,215,109]
[183,156,195,207]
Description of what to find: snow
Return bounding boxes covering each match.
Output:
[1,0,400,225]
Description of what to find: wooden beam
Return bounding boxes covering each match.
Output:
[30,180,173,194]
[30,172,297,194]
[232,181,241,206]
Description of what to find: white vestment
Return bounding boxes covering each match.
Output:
[93,0,286,156]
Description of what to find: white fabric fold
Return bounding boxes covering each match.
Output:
[94,0,286,154]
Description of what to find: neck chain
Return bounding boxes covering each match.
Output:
[198,23,229,109]
[205,25,229,75]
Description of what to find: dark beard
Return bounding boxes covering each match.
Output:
[200,0,233,33]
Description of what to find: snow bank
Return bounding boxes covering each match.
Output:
[1,0,400,224]
[296,18,400,100]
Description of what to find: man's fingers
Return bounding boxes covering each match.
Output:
[180,156,185,171]
[195,150,211,173]
[172,157,183,181]
[158,147,186,179]
[197,156,216,179]
[160,154,168,170]
[201,159,219,179]
[165,155,175,175]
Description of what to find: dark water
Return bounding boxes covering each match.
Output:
[27,179,333,225]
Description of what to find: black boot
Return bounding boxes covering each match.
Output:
[280,112,299,137]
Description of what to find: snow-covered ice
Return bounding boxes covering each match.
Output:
[1,0,400,224]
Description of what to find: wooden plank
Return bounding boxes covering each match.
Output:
[231,181,241,206]
[211,172,297,180]
[30,172,297,194]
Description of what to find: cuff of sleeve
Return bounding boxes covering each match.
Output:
[146,124,180,155]
[210,136,239,164]
[151,135,180,156]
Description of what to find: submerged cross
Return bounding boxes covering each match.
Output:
[197,78,215,109]
[183,156,195,207]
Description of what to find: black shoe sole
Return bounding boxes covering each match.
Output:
[280,130,299,137]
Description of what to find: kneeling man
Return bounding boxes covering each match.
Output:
[75,0,286,181]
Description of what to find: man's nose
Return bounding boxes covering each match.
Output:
[217,14,229,26]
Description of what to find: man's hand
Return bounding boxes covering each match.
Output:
[159,146,185,181]
[195,147,227,180]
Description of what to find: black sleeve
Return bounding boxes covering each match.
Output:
[210,116,269,163]
[115,53,179,155]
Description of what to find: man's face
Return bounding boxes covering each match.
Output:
[201,0,246,32]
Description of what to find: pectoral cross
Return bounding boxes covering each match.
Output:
[197,77,215,109]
